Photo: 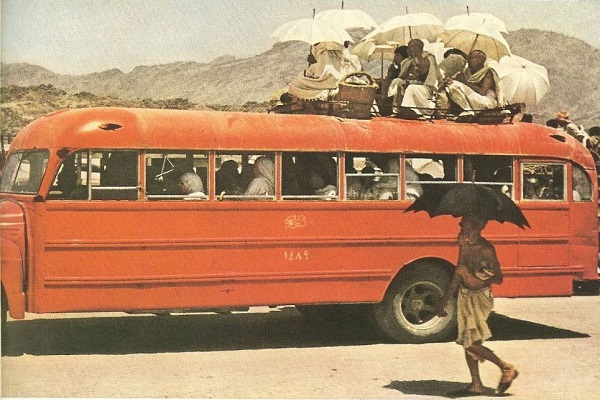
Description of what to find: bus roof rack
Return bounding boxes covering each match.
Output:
[270,98,518,125]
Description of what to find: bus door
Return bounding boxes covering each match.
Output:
[517,160,572,296]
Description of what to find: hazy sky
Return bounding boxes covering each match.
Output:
[1,0,598,75]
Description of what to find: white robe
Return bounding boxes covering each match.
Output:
[447,65,503,111]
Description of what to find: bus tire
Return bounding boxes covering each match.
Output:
[372,263,456,343]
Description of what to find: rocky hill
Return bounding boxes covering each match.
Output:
[1,28,599,143]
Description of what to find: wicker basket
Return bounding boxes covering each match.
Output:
[332,72,377,119]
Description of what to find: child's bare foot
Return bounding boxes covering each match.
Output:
[497,365,519,393]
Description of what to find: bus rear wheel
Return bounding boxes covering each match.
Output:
[372,263,456,343]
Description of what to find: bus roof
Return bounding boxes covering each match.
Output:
[10,107,594,168]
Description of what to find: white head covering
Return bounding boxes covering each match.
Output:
[180,172,205,194]
[245,157,275,196]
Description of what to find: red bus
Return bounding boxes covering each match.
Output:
[1,107,598,343]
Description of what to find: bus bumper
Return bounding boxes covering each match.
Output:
[573,279,600,296]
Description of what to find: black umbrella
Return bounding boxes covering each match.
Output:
[405,183,530,229]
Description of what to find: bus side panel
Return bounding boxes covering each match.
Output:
[28,203,477,313]
[569,202,599,281]
[500,205,573,297]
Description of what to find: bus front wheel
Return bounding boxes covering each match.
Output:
[373,264,456,343]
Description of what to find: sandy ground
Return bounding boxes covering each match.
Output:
[2,296,600,399]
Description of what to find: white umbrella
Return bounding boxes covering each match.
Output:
[352,40,395,79]
[271,18,353,45]
[440,20,511,61]
[352,40,395,62]
[314,9,377,30]
[494,54,550,106]
[445,12,508,33]
[365,13,444,45]
[412,159,445,179]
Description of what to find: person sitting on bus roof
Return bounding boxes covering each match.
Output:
[378,45,409,116]
[554,111,589,142]
[520,113,533,123]
[587,126,600,154]
[216,159,241,196]
[179,172,206,199]
[245,156,275,196]
[389,39,440,117]
[438,48,468,80]
[341,41,363,78]
[445,50,503,116]
[287,42,345,101]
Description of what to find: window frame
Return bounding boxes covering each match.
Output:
[520,161,567,202]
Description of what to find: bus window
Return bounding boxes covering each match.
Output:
[405,154,458,200]
[146,151,208,200]
[48,152,79,199]
[522,162,566,200]
[282,152,338,200]
[345,153,398,200]
[572,164,592,202]
[464,155,513,197]
[216,152,275,200]
[58,150,139,200]
[0,150,49,194]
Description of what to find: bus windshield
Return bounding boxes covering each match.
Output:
[0,150,49,194]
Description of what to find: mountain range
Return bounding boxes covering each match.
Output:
[2,28,599,133]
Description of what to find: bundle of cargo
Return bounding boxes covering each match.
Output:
[270,72,377,120]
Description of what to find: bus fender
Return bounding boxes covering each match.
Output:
[1,238,26,319]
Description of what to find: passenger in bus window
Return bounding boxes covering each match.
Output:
[282,154,302,196]
[523,178,539,200]
[245,156,275,196]
[405,161,423,200]
[216,159,241,196]
[371,158,399,200]
[179,172,206,199]
[296,153,338,196]
[55,154,78,197]
[347,165,376,200]
[102,151,138,187]
[572,166,592,201]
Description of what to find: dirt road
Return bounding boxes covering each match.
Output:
[2,296,599,399]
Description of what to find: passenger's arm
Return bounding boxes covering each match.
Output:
[467,70,494,96]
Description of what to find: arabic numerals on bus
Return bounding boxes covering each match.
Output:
[284,250,309,261]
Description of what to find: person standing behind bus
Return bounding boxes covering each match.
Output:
[245,156,275,196]
[437,217,518,396]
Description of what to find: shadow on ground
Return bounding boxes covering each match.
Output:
[385,380,509,398]
[1,308,589,357]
